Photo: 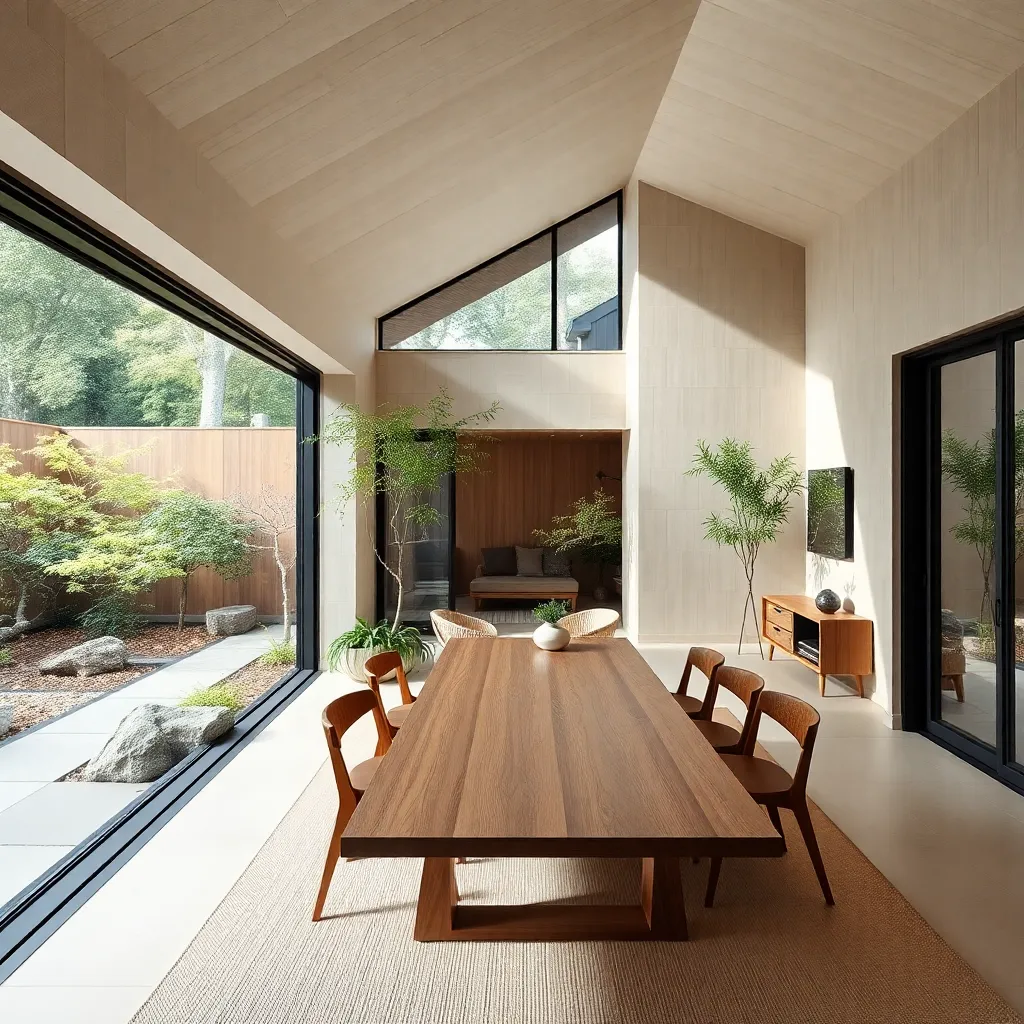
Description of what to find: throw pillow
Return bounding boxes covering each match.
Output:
[542,548,571,577]
[481,546,517,576]
[515,545,544,576]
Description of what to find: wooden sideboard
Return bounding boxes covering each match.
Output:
[761,594,873,697]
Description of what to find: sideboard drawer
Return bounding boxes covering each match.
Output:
[765,621,793,651]
[766,603,794,632]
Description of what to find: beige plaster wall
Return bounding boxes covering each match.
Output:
[630,183,806,643]
[805,67,1024,723]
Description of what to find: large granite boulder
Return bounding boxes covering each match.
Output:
[83,703,237,783]
[205,605,258,637]
[39,636,127,677]
[0,703,12,739]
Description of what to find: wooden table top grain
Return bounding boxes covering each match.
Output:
[342,637,783,860]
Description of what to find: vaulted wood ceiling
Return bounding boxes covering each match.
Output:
[52,0,698,318]
[46,0,1024,311]
[636,0,1024,243]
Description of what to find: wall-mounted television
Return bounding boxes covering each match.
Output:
[807,467,853,560]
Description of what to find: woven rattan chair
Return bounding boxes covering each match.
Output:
[557,607,620,638]
[430,609,498,646]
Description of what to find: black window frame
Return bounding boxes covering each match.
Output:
[0,164,321,980]
[377,191,624,352]
[901,317,1024,798]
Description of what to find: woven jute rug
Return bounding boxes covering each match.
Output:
[131,765,1021,1024]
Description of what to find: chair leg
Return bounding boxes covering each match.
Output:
[766,804,787,852]
[704,857,722,907]
[953,674,964,702]
[793,800,834,906]
[312,814,345,922]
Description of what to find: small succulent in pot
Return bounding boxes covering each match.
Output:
[532,600,572,652]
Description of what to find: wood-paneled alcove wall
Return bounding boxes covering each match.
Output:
[454,431,623,597]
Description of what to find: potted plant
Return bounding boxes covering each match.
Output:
[326,617,430,681]
[532,599,571,652]
[687,438,803,657]
[533,489,622,599]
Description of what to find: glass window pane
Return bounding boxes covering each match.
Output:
[0,218,301,911]
[556,199,619,350]
[381,236,552,350]
[938,351,997,747]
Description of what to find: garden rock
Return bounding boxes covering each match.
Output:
[206,605,258,637]
[38,636,127,677]
[0,703,12,739]
[84,703,237,783]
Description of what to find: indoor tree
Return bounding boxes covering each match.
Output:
[533,489,622,594]
[317,387,499,628]
[687,438,803,656]
[141,491,253,630]
[941,410,1024,628]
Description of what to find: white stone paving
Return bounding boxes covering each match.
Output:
[0,625,282,915]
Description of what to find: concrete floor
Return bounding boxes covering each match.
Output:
[1,636,1023,1021]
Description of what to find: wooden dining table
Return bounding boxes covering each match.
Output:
[342,637,784,941]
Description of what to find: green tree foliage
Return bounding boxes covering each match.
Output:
[533,489,622,581]
[142,492,254,630]
[0,222,296,427]
[398,225,617,350]
[687,439,803,656]
[317,388,499,626]
[0,222,138,422]
[941,410,1024,625]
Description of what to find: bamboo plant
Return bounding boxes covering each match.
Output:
[687,438,803,656]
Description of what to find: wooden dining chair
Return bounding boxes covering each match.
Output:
[313,689,393,921]
[364,651,416,753]
[704,689,834,908]
[692,666,764,753]
[673,647,726,718]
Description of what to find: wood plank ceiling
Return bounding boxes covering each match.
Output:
[51,0,699,317]
[635,0,1024,243]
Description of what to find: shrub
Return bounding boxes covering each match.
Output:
[326,617,425,671]
[179,683,243,711]
[259,638,295,667]
[0,646,12,667]
[79,595,146,639]
[534,599,570,625]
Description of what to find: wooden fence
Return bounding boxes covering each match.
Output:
[0,419,295,619]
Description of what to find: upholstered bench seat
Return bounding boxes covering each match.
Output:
[469,574,578,609]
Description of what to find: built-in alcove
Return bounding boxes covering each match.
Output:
[454,430,623,600]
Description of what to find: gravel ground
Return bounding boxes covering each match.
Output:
[3,691,95,740]
[217,658,296,707]
[0,625,216,693]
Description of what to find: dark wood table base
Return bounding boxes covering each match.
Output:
[414,856,689,942]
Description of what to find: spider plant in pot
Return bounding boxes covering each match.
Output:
[532,600,571,652]
[326,617,429,682]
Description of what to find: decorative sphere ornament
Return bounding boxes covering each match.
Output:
[815,589,841,614]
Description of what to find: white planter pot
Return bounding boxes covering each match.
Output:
[334,646,431,682]
[533,622,570,652]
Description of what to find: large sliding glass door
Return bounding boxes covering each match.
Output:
[903,326,1024,792]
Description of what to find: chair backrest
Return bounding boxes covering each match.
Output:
[715,666,765,751]
[430,609,498,645]
[364,650,414,706]
[743,689,820,795]
[557,608,620,638]
[322,690,392,808]
[677,646,726,718]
